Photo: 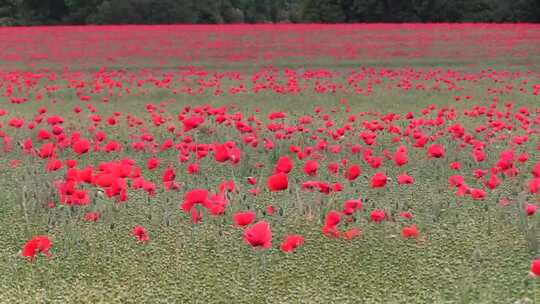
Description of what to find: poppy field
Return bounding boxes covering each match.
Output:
[0,24,539,303]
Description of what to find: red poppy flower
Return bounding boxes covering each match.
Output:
[84,212,101,222]
[22,236,52,261]
[448,175,465,188]
[132,226,149,243]
[531,259,540,277]
[370,209,386,222]
[65,159,77,168]
[266,205,275,215]
[72,139,90,155]
[214,144,230,163]
[233,211,256,227]
[247,177,257,185]
[343,228,361,240]
[280,235,304,252]
[526,204,538,216]
[450,162,461,170]
[371,172,388,188]
[401,224,419,239]
[327,162,339,175]
[472,149,485,162]
[470,188,486,200]
[267,173,288,192]
[187,163,199,174]
[39,143,55,159]
[530,178,540,194]
[344,164,361,181]
[325,210,341,227]
[486,174,501,190]
[243,221,272,249]
[342,199,362,215]
[275,156,293,173]
[399,211,413,219]
[322,210,341,238]
[181,189,210,212]
[37,129,51,140]
[393,145,408,166]
[499,197,510,206]
[397,173,414,185]
[427,144,445,158]
[183,115,204,132]
[147,158,160,170]
[162,166,179,191]
[518,153,529,163]
[303,160,318,176]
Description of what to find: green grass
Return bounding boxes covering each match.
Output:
[1,169,538,303]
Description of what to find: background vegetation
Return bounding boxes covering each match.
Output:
[0,0,539,26]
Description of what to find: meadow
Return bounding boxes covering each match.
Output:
[0,24,539,303]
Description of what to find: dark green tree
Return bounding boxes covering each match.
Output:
[0,0,21,25]
[194,0,223,23]
[20,0,68,24]
[0,0,537,25]
[303,0,345,22]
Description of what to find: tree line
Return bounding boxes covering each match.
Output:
[0,0,538,26]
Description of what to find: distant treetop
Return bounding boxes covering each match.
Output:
[0,0,538,26]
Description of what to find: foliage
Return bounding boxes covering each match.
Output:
[0,0,538,25]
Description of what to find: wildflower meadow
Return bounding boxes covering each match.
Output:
[0,24,539,303]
